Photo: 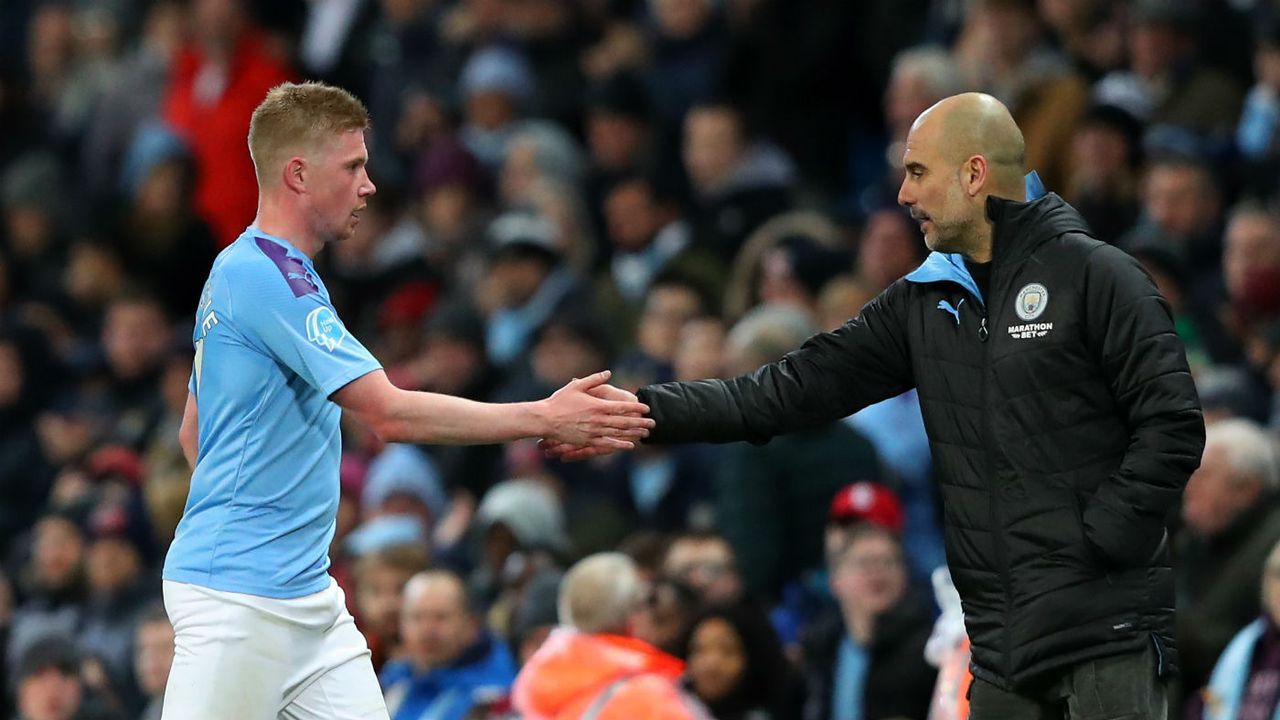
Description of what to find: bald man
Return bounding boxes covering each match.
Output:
[547,93,1205,718]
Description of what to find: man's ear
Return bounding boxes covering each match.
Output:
[963,155,989,197]
[282,156,307,194]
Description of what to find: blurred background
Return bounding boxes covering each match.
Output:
[3,0,1280,718]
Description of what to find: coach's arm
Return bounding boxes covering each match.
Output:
[333,368,653,450]
[1080,243,1205,567]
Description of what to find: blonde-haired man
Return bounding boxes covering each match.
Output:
[161,82,652,720]
[514,553,705,720]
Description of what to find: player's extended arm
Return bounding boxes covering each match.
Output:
[179,392,198,470]
[333,368,653,450]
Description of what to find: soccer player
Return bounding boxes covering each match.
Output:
[161,82,653,720]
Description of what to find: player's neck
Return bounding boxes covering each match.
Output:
[253,200,321,259]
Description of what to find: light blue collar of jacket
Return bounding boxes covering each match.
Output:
[901,171,1047,308]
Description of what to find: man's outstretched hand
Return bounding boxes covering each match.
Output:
[537,371,653,458]
[539,376,652,461]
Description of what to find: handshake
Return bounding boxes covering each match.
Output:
[536,370,655,462]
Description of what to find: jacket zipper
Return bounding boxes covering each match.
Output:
[976,245,1011,680]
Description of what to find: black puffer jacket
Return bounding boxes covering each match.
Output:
[639,193,1205,688]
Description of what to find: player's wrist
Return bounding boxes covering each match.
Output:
[524,399,555,440]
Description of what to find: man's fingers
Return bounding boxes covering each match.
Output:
[600,399,651,417]
[589,437,634,451]
[570,370,611,391]
[587,384,638,402]
[558,447,603,462]
[599,414,654,431]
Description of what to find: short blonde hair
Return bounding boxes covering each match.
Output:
[248,81,370,185]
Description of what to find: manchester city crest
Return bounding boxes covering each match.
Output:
[1015,283,1048,321]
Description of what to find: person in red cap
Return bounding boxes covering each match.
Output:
[828,481,905,532]
[824,481,907,578]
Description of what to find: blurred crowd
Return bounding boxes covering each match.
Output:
[5,0,1280,718]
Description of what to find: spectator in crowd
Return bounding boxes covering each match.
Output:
[470,478,570,637]
[0,327,59,551]
[161,0,293,246]
[721,212,843,323]
[815,276,876,335]
[8,514,86,674]
[459,46,535,170]
[713,304,881,598]
[78,506,156,709]
[634,575,702,658]
[507,570,562,666]
[663,532,744,607]
[643,0,728,133]
[1200,537,1280,719]
[683,103,795,261]
[672,316,727,383]
[498,125,586,211]
[1177,418,1280,700]
[1098,0,1243,138]
[754,235,851,321]
[801,523,935,720]
[132,606,173,720]
[1,152,68,304]
[680,600,800,720]
[11,635,98,720]
[855,207,926,295]
[582,73,657,231]
[82,0,186,209]
[512,552,703,719]
[411,136,490,281]
[380,570,517,720]
[1127,154,1224,283]
[824,474,947,586]
[360,443,449,539]
[354,545,431,674]
[1063,103,1144,244]
[95,293,171,450]
[1238,19,1280,198]
[1037,0,1127,80]
[1221,203,1280,351]
[107,124,218,320]
[615,273,715,391]
[475,212,588,368]
[594,174,722,349]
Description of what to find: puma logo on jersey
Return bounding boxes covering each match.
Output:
[937,299,964,325]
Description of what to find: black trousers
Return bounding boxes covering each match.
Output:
[969,644,1168,720]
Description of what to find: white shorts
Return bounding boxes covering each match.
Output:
[161,578,389,720]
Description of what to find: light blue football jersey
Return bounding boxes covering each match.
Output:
[163,228,382,598]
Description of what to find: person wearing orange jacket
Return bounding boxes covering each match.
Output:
[512,553,708,720]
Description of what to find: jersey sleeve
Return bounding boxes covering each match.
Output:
[233,257,382,397]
